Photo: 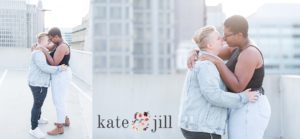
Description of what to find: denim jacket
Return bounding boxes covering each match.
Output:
[28,50,62,87]
[178,60,249,135]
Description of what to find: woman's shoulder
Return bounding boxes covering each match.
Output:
[194,60,216,70]
[31,49,43,55]
[240,46,262,59]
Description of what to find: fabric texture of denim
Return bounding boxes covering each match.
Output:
[178,60,249,135]
[28,50,61,87]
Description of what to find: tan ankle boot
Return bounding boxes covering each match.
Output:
[47,123,64,135]
[63,116,70,127]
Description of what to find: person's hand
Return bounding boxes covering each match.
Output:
[31,43,38,51]
[40,46,49,53]
[199,53,222,64]
[187,50,199,69]
[244,88,259,103]
[60,64,68,71]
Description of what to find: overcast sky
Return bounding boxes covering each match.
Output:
[28,0,300,29]
[29,0,89,28]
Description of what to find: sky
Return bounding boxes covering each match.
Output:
[29,0,89,28]
[207,0,300,17]
[28,0,300,28]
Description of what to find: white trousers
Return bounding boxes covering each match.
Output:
[228,95,271,139]
[51,68,72,123]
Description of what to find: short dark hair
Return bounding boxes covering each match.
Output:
[48,27,62,38]
[224,15,248,37]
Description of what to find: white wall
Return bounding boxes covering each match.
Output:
[0,48,93,88]
[93,74,300,139]
[0,47,31,69]
[69,49,92,87]
[93,75,186,139]
[280,76,300,139]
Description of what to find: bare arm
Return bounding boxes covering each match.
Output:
[214,47,262,92]
[43,44,69,66]
[187,46,235,69]
[33,51,61,74]
[196,62,257,108]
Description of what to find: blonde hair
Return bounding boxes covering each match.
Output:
[36,32,48,44]
[193,26,216,50]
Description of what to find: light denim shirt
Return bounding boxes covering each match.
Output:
[178,60,249,135]
[28,50,62,87]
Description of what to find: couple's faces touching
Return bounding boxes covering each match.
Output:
[223,27,245,47]
[207,31,224,53]
[48,35,60,45]
[40,36,49,46]
[39,36,55,50]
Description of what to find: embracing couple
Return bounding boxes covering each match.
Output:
[28,27,72,138]
[178,15,271,139]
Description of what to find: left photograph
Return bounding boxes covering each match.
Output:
[0,0,92,139]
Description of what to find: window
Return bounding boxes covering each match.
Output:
[134,27,143,39]
[133,42,143,54]
[125,56,130,67]
[110,7,122,19]
[110,56,123,68]
[110,0,122,3]
[133,57,144,71]
[94,0,106,3]
[110,22,122,36]
[159,58,165,69]
[123,39,130,52]
[133,0,144,9]
[94,38,107,51]
[125,23,130,35]
[110,39,123,52]
[159,43,165,54]
[94,22,107,36]
[94,55,107,69]
[125,7,130,19]
[94,6,106,19]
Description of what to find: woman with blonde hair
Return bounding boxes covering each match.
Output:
[28,32,67,138]
[178,26,258,139]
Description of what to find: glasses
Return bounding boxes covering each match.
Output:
[48,36,54,42]
[223,33,236,40]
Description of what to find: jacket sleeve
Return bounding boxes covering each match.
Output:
[196,62,248,108]
[33,51,61,74]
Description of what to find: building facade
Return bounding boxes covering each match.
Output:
[174,0,206,72]
[91,0,176,74]
[0,0,43,48]
[72,15,89,50]
[248,3,300,74]
[61,28,72,45]
[206,3,225,32]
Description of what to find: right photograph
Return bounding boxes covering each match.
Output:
[91,0,300,139]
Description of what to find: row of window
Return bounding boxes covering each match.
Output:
[93,22,172,39]
[94,0,128,4]
[94,6,130,20]
[94,4,172,20]
[94,54,173,72]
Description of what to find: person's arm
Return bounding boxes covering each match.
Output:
[45,43,57,51]
[214,47,262,92]
[217,46,235,60]
[33,51,62,74]
[196,62,254,108]
[187,49,199,69]
[43,44,68,66]
[187,46,234,69]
